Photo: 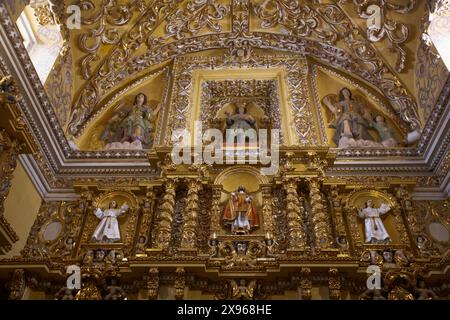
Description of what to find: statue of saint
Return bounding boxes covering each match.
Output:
[92,200,129,243]
[358,200,391,244]
[323,88,373,146]
[101,93,161,150]
[224,102,256,144]
[223,186,259,234]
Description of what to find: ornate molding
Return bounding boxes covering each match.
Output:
[340,0,416,72]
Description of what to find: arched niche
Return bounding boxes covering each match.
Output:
[345,189,408,246]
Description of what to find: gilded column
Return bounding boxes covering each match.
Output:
[395,186,421,238]
[147,268,159,300]
[328,268,341,300]
[210,185,222,236]
[283,178,306,250]
[330,186,350,255]
[299,267,312,300]
[174,267,186,300]
[136,188,156,255]
[261,185,274,236]
[153,179,176,250]
[308,178,333,250]
[180,179,202,250]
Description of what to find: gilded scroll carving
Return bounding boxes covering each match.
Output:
[77,0,147,79]
[340,0,416,72]
[253,0,337,43]
[165,0,230,40]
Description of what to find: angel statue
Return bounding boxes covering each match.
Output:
[230,279,258,300]
[101,93,161,150]
[358,200,391,244]
[223,186,259,234]
[92,200,129,243]
[224,101,257,144]
[322,88,373,147]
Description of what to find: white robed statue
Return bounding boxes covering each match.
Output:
[358,199,391,244]
[92,200,129,242]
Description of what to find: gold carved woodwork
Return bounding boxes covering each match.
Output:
[174,267,186,300]
[299,267,312,300]
[308,178,333,250]
[147,267,159,300]
[328,268,341,300]
[21,201,84,259]
[79,190,139,256]
[152,179,177,250]
[135,189,156,255]
[340,0,415,72]
[8,269,26,300]
[283,178,307,251]
[210,185,223,236]
[261,185,274,236]
[180,179,202,251]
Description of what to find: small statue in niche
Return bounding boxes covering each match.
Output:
[101,93,161,150]
[322,87,398,148]
[222,186,259,235]
[91,200,129,243]
[358,200,391,244]
[224,101,257,144]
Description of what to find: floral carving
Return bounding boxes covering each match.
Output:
[165,0,230,40]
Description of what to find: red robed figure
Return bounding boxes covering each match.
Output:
[223,188,259,234]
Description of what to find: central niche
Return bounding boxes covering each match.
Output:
[200,79,283,144]
[164,55,317,146]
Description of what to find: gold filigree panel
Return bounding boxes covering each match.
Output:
[165,55,317,146]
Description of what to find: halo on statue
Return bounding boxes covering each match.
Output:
[347,189,396,211]
[93,190,139,212]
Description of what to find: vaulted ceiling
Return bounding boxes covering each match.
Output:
[1,0,449,199]
[51,0,430,138]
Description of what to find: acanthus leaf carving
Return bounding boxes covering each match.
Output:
[165,0,230,40]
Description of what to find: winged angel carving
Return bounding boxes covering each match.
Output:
[322,87,398,148]
[219,241,264,268]
[101,93,161,150]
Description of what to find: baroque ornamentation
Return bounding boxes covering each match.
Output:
[174,267,185,300]
[180,179,202,250]
[77,0,147,79]
[309,179,333,250]
[166,56,314,145]
[328,268,341,300]
[340,0,416,72]
[0,75,19,104]
[299,267,312,300]
[152,179,176,250]
[147,267,159,299]
[283,178,306,250]
[135,189,156,255]
[8,269,26,300]
[253,0,337,43]
[164,0,230,40]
